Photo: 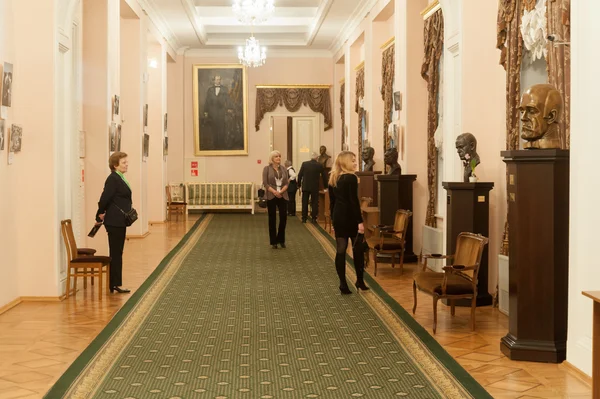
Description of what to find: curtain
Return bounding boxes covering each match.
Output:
[382,45,395,165]
[340,82,346,150]
[421,10,444,228]
[547,0,570,148]
[497,0,525,255]
[255,88,333,131]
[355,67,365,171]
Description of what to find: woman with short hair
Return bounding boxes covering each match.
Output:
[328,151,369,294]
[95,151,133,293]
[262,150,289,249]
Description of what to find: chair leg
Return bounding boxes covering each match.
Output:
[83,268,87,289]
[412,281,417,314]
[451,300,456,316]
[433,297,439,334]
[98,268,103,301]
[73,270,78,295]
[470,295,477,331]
[374,251,378,276]
[65,269,72,299]
[106,266,111,294]
[391,253,395,268]
[399,246,406,274]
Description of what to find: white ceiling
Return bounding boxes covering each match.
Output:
[146,0,368,54]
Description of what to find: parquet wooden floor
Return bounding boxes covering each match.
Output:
[0,215,592,398]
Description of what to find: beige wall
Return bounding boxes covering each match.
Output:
[166,55,334,187]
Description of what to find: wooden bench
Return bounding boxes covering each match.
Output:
[186,182,255,214]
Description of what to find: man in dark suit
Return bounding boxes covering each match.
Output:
[203,75,233,150]
[297,152,327,223]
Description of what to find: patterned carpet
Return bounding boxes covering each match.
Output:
[45,214,491,399]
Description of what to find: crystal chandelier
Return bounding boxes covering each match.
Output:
[232,0,275,25]
[238,35,267,67]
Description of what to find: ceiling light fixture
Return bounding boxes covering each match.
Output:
[232,0,275,25]
[238,35,267,68]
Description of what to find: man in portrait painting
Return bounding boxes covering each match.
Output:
[203,75,234,149]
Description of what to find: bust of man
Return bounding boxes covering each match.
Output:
[455,133,480,182]
[384,147,401,175]
[317,145,331,168]
[362,146,375,172]
[519,84,563,149]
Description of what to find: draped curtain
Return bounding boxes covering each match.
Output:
[547,0,570,148]
[421,10,444,228]
[382,45,395,164]
[255,88,333,131]
[340,82,346,150]
[355,67,365,171]
[497,0,525,255]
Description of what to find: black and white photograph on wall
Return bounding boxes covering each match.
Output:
[143,133,149,161]
[163,136,168,156]
[109,122,117,152]
[2,62,13,107]
[164,113,167,133]
[394,91,401,111]
[143,104,148,128]
[116,124,122,151]
[0,120,5,150]
[113,95,120,116]
[10,124,22,152]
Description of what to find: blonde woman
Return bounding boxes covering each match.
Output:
[328,151,369,294]
[262,150,289,249]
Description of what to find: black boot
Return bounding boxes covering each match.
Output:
[336,253,352,294]
[353,236,370,291]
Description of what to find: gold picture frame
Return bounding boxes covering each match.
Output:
[193,64,248,156]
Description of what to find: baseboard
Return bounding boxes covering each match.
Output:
[562,361,592,386]
[0,297,22,315]
[126,231,151,239]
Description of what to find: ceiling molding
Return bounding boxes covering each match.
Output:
[306,0,334,46]
[328,0,379,56]
[137,0,182,52]
[180,0,207,45]
[184,48,332,58]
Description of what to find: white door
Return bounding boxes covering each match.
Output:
[293,116,319,211]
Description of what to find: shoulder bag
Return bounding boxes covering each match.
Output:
[114,203,138,226]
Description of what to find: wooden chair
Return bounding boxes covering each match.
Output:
[360,197,372,210]
[166,185,187,222]
[412,232,489,334]
[61,220,111,300]
[366,209,412,276]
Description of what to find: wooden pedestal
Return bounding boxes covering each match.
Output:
[582,291,600,398]
[356,171,382,206]
[500,149,569,363]
[376,174,417,263]
[443,182,494,307]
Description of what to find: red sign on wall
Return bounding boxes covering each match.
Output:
[191,169,198,177]
[191,161,198,169]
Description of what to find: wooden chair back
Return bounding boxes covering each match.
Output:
[392,209,412,240]
[453,232,489,282]
[360,197,372,209]
[60,219,78,262]
[166,185,173,204]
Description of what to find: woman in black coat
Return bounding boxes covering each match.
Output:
[328,151,369,295]
[95,151,132,293]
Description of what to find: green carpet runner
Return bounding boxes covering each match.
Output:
[45,214,490,398]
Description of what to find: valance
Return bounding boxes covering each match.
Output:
[255,87,333,131]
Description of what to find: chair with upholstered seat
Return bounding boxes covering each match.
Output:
[166,185,187,222]
[412,232,489,333]
[61,220,111,300]
[366,209,412,276]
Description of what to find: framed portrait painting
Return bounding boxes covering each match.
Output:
[193,64,248,156]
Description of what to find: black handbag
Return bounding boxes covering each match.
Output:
[257,187,267,208]
[114,204,138,226]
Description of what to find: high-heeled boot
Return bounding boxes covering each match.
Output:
[336,253,352,294]
[353,243,370,291]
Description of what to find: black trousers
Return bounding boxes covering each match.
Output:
[287,182,298,215]
[267,197,287,245]
[301,190,319,221]
[105,225,126,287]
[335,234,366,288]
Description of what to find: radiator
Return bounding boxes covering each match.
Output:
[421,225,444,272]
[186,182,255,214]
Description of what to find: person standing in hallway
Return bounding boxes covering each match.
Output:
[285,160,298,216]
[263,151,289,249]
[96,152,132,294]
[328,151,369,295]
[297,152,327,223]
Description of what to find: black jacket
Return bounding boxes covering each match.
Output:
[297,159,326,193]
[96,172,133,227]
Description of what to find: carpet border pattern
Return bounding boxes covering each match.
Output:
[305,222,492,399]
[44,215,212,399]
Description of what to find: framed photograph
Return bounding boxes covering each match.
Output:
[113,95,120,116]
[163,136,168,156]
[2,62,13,107]
[109,123,117,152]
[9,124,22,152]
[143,104,148,127]
[0,120,4,150]
[164,113,168,133]
[143,133,149,160]
[116,124,122,151]
[193,64,248,156]
[393,91,402,111]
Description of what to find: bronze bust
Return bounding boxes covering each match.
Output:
[519,84,563,149]
[362,146,375,172]
[455,133,480,182]
[317,145,331,168]
[384,148,401,175]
